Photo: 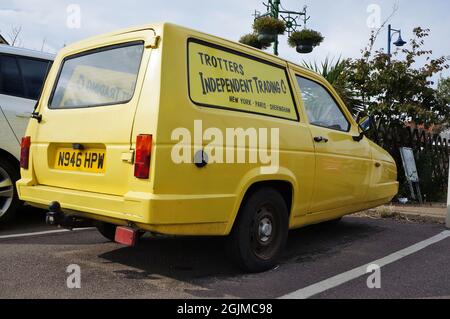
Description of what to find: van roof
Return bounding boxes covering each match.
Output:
[63,22,313,74]
[0,44,55,61]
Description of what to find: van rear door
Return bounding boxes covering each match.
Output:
[31,30,154,196]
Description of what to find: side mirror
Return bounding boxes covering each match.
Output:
[353,112,373,142]
[359,117,372,133]
[352,131,365,142]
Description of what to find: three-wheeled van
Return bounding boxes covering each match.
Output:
[17,23,398,272]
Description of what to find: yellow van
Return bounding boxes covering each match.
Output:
[17,23,398,272]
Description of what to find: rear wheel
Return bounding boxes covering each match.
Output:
[96,222,117,241]
[228,188,289,273]
[0,158,21,223]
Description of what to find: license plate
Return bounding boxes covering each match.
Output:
[55,148,106,173]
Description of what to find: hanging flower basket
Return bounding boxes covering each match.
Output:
[296,44,314,54]
[239,33,269,50]
[288,29,324,54]
[253,16,286,45]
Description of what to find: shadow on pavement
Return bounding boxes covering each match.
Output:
[98,217,384,282]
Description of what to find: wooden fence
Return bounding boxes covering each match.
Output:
[367,122,449,201]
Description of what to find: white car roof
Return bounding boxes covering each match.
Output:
[0,44,54,61]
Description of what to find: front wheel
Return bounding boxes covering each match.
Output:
[0,158,21,223]
[228,188,289,273]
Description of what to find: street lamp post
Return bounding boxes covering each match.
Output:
[388,24,407,56]
[253,0,310,56]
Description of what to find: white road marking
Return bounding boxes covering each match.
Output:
[0,228,93,240]
[280,230,450,299]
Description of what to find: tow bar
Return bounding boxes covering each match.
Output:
[46,201,93,230]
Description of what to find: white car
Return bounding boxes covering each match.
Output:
[0,45,54,221]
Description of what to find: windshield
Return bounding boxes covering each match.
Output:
[49,42,144,109]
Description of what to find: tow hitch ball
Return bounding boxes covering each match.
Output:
[46,201,92,230]
[46,201,64,226]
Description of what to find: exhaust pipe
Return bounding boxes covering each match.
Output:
[46,201,93,230]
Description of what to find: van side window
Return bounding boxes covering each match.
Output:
[17,58,51,100]
[296,76,349,132]
[0,55,25,98]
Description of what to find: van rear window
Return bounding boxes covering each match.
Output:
[49,42,144,109]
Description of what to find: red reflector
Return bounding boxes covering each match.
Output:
[134,134,152,179]
[20,136,31,169]
[115,226,138,247]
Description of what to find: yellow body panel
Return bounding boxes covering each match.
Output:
[17,23,398,236]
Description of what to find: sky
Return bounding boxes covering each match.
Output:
[0,0,449,78]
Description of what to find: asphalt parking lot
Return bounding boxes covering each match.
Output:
[0,206,449,299]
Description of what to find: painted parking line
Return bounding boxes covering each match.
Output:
[280,230,450,299]
[0,228,93,240]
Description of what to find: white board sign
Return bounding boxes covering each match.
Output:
[399,147,419,183]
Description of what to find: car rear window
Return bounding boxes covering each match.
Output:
[17,57,52,100]
[49,42,144,109]
[0,55,51,100]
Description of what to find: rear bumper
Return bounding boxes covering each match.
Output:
[17,179,235,236]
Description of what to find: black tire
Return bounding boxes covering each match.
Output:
[96,222,117,241]
[0,157,22,223]
[227,188,289,273]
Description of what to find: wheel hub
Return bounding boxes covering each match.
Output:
[258,217,273,243]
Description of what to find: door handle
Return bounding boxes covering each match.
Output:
[314,136,329,143]
[17,111,42,123]
[15,112,33,118]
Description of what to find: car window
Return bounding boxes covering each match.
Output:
[49,42,144,109]
[0,55,25,97]
[17,57,51,100]
[296,76,349,132]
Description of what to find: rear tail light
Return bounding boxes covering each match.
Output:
[20,136,31,169]
[134,134,152,179]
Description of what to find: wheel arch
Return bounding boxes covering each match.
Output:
[225,172,296,235]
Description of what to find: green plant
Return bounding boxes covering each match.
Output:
[239,33,269,50]
[436,77,450,131]
[301,57,363,114]
[253,16,286,35]
[288,29,324,47]
[301,57,346,83]
[342,27,450,127]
